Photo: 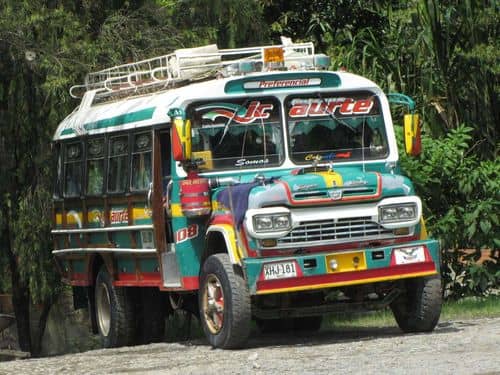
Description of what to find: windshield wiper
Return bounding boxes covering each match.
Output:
[316,92,357,134]
[217,98,250,147]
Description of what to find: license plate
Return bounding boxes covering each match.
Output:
[263,261,297,280]
[394,246,425,265]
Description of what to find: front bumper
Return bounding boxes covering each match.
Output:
[243,239,440,295]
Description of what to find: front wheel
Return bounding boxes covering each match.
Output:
[199,254,251,348]
[391,275,442,333]
[95,266,135,348]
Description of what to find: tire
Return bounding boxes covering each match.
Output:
[95,265,135,348]
[391,275,442,333]
[134,288,169,345]
[199,254,251,349]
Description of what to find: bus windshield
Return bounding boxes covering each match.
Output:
[285,91,389,164]
[187,97,284,171]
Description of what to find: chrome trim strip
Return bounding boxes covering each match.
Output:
[52,248,157,255]
[51,224,153,235]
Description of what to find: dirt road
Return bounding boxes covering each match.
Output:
[0,317,498,374]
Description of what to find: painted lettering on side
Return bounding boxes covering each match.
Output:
[235,158,270,167]
[176,224,199,244]
[289,98,374,118]
[200,101,273,124]
[110,209,128,224]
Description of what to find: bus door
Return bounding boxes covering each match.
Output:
[153,128,181,287]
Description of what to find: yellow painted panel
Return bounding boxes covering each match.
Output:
[325,251,367,273]
[313,171,343,188]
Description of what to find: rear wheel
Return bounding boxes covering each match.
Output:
[391,275,442,333]
[95,266,135,347]
[199,254,251,348]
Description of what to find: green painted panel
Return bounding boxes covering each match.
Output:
[72,259,86,273]
[139,258,159,273]
[113,232,132,248]
[116,258,135,273]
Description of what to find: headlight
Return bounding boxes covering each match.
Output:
[253,213,291,232]
[379,204,417,223]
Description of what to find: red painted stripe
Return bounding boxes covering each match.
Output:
[239,227,258,258]
[182,276,199,290]
[113,272,162,287]
[210,214,234,226]
[69,272,91,286]
[256,261,436,292]
[70,280,90,287]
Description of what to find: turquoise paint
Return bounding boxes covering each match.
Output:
[116,258,135,273]
[114,232,132,248]
[171,213,205,277]
[225,72,341,94]
[115,257,158,273]
[139,258,158,272]
[88,232,107,245]
[61,107,155,136]
[72,259,86,273]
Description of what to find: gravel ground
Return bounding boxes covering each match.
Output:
[0,317,498,375]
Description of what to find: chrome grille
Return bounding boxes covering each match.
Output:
[277,216,393,246]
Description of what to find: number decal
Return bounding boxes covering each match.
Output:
[176,224,199,244]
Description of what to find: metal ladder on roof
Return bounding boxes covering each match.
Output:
[69,41,316,101]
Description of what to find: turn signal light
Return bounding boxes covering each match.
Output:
[264,47,284,63]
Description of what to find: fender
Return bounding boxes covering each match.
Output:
[206,224,244,265]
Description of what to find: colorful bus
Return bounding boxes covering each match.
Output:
[52,40,442,349]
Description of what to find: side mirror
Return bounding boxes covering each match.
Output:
[169,108,192,161]
[404,114,421,156]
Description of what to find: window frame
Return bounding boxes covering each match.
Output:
[62,140,84,198]
[107,133,130,195]
[284,90,389,165]
[130,131,153,192]
[85,136,106,197]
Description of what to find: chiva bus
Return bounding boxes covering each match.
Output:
[52,38,441,349]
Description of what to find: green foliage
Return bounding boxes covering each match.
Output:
[417,0,499,155]
[396,125,499,298]
[14,186,61,305]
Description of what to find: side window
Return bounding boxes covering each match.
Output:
[64,142,82,197]
[108,135,129,193]
[86,138,105,195]
[131,132,152,191]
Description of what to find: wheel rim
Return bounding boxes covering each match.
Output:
[202,274,225,334]
[96,281,111,336]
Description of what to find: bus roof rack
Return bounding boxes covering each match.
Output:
[69,38,328,102]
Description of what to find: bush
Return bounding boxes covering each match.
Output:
[396,125,499,298]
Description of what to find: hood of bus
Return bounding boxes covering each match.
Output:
[245,166,414,209]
